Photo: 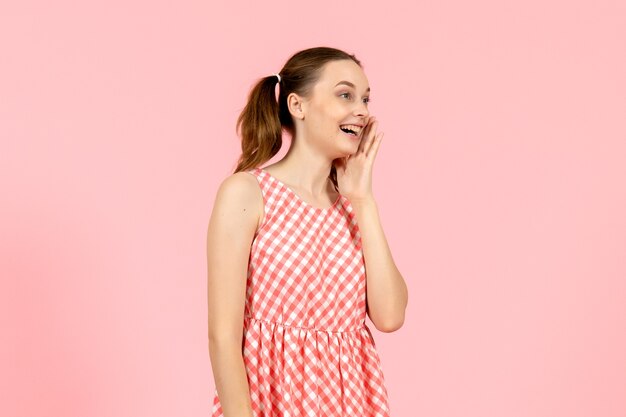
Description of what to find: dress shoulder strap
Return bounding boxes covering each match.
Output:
[245,167,279,231]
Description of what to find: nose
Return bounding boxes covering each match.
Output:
[354,100,369,119]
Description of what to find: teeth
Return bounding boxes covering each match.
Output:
[340,124,362,135]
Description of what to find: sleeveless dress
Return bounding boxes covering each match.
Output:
[210,167,391,417]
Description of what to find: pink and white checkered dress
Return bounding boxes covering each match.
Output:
[210,167,391,417]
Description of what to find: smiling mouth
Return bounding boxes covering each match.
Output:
[339,126,361,137]
[339,128,361,140]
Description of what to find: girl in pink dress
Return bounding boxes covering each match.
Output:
[207,46,408,417]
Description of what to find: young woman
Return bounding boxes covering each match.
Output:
[207,46,408,417]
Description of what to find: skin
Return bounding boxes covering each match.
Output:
[206,59,408,417]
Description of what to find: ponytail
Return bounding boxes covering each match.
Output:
[233,75,283,173]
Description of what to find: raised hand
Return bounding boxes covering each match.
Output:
[334,115,384,203]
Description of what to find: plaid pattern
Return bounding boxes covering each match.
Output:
[211,167,390,417]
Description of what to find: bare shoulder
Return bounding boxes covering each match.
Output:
[210,171,263,232]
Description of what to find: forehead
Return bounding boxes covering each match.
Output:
[318,60,370,92]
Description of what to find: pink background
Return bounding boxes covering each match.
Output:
[2,1,625,416]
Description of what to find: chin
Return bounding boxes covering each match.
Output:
[329,132,361,157]
[337,147,358,158]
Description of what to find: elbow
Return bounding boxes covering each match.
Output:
[376,316,405,333]
[368,286,409,333]
[372,309,406,332]
[375,300,408,333]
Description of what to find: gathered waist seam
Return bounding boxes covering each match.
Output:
[244,315,365,333]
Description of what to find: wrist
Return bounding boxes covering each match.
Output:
[348,194,377,208]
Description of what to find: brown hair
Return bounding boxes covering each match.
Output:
[233,46,362,191]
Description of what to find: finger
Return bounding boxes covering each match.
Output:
[366,132,383,160]
[364,120,379,155]
[357,117,376,154]
[356,125,369,154]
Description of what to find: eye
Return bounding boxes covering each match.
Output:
[340,92,371,104]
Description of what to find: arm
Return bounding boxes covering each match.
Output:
[207,172,263,417]
[352,197,408,333]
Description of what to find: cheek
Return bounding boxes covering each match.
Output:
[311,114,337,133]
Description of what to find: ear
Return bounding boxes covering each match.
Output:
[287,92,305,120]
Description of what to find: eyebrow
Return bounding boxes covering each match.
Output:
[335,80,370,93]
